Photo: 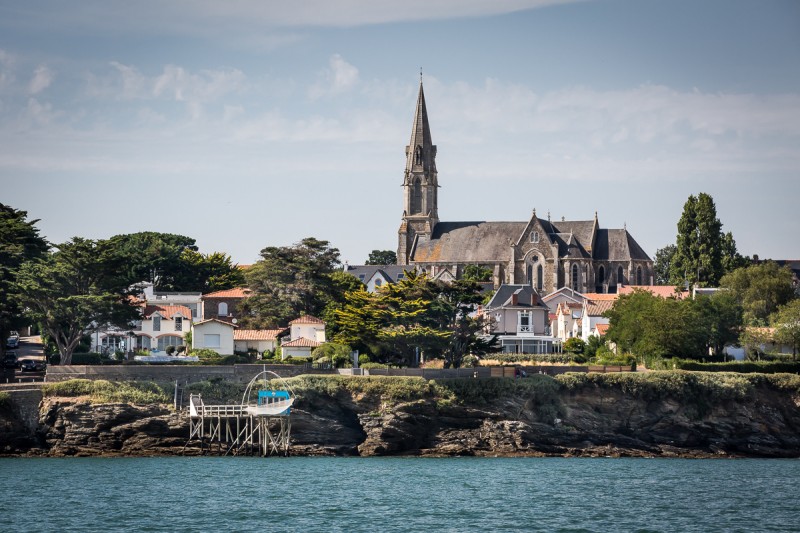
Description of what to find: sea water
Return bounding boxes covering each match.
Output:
[2,457,798,532]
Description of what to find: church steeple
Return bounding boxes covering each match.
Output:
[398,77,439,265]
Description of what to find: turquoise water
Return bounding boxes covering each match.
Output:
[2,457,799,532]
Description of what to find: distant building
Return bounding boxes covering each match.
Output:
[343,264,410,292]
[396,80,654,292]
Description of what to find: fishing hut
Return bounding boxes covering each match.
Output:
[185,370,294,456]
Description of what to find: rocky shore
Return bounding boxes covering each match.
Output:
[2,372,799,458]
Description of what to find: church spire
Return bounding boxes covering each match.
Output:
[405,79,437,176]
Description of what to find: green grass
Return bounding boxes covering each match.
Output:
[0,391,10,407]
[42,379,172,405]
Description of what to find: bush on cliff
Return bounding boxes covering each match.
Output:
[0,391,10,407]
[42,379,172,404]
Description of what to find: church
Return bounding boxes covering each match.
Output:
[397,81,654,293]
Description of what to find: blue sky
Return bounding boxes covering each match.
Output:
[1,0,799,266]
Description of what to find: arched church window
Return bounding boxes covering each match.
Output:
[598,266,605,283]
[527,265,533,286]
[636,266,643,285]
[571,264,579,291]
[411,178,422,214]
[618,266,624,285]
[530,231,539,243]
[537,264,543,291]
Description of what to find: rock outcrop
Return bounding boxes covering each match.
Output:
[2,373,799,458]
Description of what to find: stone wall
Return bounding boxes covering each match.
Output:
[46,364,318,384]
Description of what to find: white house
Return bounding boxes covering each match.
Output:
[191,318,236,355]
[579,294,618,342]
[142,283,203,322]
[281,315,326,359]
[137,304,192,352]
[343,265,410,292]
[555,301,582,341]
[483,285,555,354]
[234,329,286,356]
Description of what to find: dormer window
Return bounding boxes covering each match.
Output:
[153,315,161,332]
[530,231,540,244]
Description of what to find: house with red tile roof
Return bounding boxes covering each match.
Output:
[136,304,193,352]
[234,328,287,355]
[282,315,327,359]
[201,287,252,322]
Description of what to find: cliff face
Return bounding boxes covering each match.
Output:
[2,373,799,458]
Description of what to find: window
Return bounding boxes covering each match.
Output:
[358,274,366,281]
[518,311,531,333]
[218,302,228,316]
[637,266,643,285]
[571,264,579,291]
[175,316,182,332]
[598,266,605,283]
[537,264,543,291]
[157,335,182,351]
[411,178,422,214]
[530,231,539,243]
[618,266,624,285]
[153,315,161,332]
[526,264,533,285]
[415,145,423,165]
[397,273,405,280]
[204,334,220,348]
[375,279,383,287]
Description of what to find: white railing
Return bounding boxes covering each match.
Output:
[518,325,532,333]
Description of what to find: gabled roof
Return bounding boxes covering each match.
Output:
[143,305,192,320]
[542,287,587,303]
[202,287,251,299]
[234,329,286,341]
[580,292,619,301]
[412,221,526,263]
[485,284,548,310]
[193,318,237,328]
[289,315,325,325]
[593,229,652,261]
[595,323,610,335]
[345,265,410,284]
[281,337,323,348]
[584,298,617,316]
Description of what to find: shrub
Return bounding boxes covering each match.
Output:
[0,391,10,407]
[176,345,186,354]
[461,354,479,368]
[482,353,580,365]
[42,379,171,404]
[358,354,371,366]
[311,343,353,368]
[563,337,586,354]
[673,360,800,374]
[360,362,390,369]
[165,345,176,355]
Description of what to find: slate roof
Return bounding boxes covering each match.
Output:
[345,265,410,284]
[412,221,526,263]
[142,305,192,320]
[485,284,549,310]
[234,329,286,341]
[593,229,652,261]
[410,217,650,263]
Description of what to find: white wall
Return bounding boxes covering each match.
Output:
[192,321,235,355]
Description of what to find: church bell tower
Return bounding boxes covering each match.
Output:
[398,78,439,265]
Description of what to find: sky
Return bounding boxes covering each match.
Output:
[1,0,799,266]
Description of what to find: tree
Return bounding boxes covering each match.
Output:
[365,250,397,265]
[692,290,743,357]
[653,245,677,285]
[311,342,353,367]
[0,204,48,355]
[171,249,245,293]
[770,300,800,360]
[107,232,198,290]
[720,262,794,325]
[13,238,139,364]
[239,237,340,328]
[720,231,748,274]
[320,270,366,338]
[333,272,495,367]
[463,264,493,282]
[563,337,585,354]
[670,193,724,287]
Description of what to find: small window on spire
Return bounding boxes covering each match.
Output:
[415,146,423,165]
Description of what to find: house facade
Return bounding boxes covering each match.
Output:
[136,304,192,351]
[343,264,410,292]
[282,315,326,359]
[483,285,555,354]
[234,328,286,356]
[397,81,654,292]
[201,287,250,322]
[191,319,236,355]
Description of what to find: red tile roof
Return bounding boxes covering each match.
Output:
[618,285,687,299]
[595,323,610,335]
[289,315,325,325]
[585,299,617,316]
[234,329,286,341]
[202,287,251,299]
[281,337,322,348]
[143,305,193,320]
[580,293,619,301]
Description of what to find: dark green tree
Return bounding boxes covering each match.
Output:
[720,262,794,325]
[720,231,748,274]
[13,238,139,364]
[462,264,493,282]
[670,193,724,287]
[653,245,677,285]
[365,250,397,265]
[239,237,340,328]
[171,249,245,293]
[692,290,743,356]
[0,204,49,355]
[107,232,198,290]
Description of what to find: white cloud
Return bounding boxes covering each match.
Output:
[309,54,359,99]
[28,65,54,94]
